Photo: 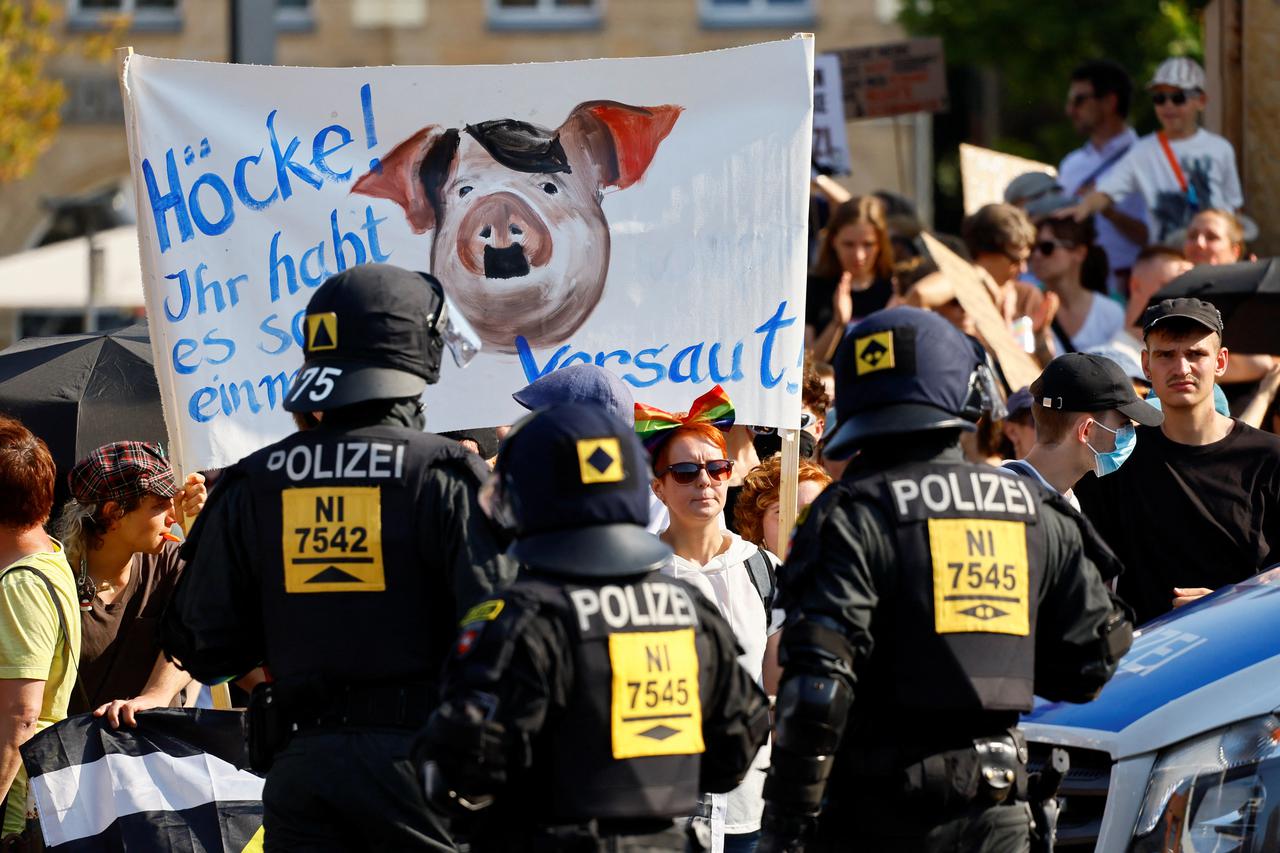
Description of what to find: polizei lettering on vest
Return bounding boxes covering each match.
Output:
[569,583,698,632]
[265,441,407,482]
[889,471,1036,518]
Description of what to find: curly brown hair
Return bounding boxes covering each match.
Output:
[733,456,832,549]
[801,362,831,415]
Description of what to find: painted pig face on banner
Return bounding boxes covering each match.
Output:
[353,100,681,353]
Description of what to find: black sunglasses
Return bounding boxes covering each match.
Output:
[1034,239,1075,256]
[658,459,733,485]
[1067,93,1095,108]
[1151,91,1188,106]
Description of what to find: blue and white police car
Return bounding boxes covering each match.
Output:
[1021,565,1280,851]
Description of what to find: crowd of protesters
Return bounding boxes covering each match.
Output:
[0,52,1278,853]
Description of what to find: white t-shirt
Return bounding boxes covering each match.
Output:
[1096,128,1243,243]
[1059,128,1145,294]
[660,532,781,842]
[1052,293,1124,354]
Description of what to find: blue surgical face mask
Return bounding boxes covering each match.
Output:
[1086,420,1136,477]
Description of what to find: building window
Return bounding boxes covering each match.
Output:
[68,0,181,32]
[486,0,602,31]
[698,0,815,29]
[275,0,314,32]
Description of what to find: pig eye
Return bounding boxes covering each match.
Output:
[458,186,473,198]
[541,182,558,195]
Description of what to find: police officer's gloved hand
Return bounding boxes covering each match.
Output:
[413,699,508,805]
[758,806,816,853]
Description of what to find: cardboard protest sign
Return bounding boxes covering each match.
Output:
[831,38,947,120]
[959,143,1057,216]
[119,39,814,473]
[919,232,1041,391]
[812,54,852,176]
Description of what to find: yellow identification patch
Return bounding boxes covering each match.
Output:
[855,330,895,375]
[577,437,625,484]
[608,629,705,759]
[460,599,505,626]
[281,487,385,593]
[928,518,1029,636]
[306,312,338,352]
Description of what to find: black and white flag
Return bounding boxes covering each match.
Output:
[21,709,264,852]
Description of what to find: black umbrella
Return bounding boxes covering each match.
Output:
[1154,258,1280,354]
[0,321,168,506]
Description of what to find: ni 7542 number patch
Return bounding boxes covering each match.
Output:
[928,518,1029,636]
[281,487,385,593]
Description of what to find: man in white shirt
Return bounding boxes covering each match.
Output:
[1071,57,1244,245]
[1003,353,1163,509]
[1058,60,1148,296]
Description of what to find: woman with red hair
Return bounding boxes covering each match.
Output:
[0,417,79,842]
[636,386,779,853]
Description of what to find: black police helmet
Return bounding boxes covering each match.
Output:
[492,402,672,577]
[824,306,984,460]
[284,264,447,413]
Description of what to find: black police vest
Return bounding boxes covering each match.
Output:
[519,573,711,823]
[239,424,469,687]
[848,461,1048,714]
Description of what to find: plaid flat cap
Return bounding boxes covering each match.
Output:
[68,442,179,506]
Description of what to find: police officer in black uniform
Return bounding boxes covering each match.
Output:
[414,402,771,852]
[759,307,1133,853]
[161,263,517,852]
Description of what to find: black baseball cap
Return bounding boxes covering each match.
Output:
[498,402,671,577]
[284,264,447,412]
[1033,353,1164,427]
[1141,297,1223,338]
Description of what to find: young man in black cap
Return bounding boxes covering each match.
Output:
[759,307,1131,853]
[415,402,769,852]
[162,263,517,852]
[1076,297,1280,624]
[1004,353,1163,510]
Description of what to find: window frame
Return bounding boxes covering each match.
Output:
[697,0,816,30]
[67,0,182,32]
[485,0,604,32]
[274,0,315,33]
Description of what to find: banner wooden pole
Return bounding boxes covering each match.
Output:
[777,429,800,559]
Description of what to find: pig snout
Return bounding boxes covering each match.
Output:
[455,192,553,280]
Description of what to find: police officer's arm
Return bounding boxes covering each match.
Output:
[1033,500,1134,703]
[160,466,266,684]
[420,454,519,619]
[763,494,889,820]
[415,593,567,803]
[691,593,771,794]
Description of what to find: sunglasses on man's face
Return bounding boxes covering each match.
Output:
[1151,90,1189,107]
[659,459,733,485]
[1066,92,1095,109]
[1034,239,1075,256]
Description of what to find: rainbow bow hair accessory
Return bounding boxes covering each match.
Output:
[634,384,735,454]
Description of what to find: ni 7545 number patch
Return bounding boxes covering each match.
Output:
[281,487,385,593]
[608,629,705,760]
[928,518,1029,636]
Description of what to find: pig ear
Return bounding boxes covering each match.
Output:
[561,101,682,190]
[351,126,448,234]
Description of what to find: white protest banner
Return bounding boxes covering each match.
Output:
[959,143,1057,216]
[119,39,814,473]
[812,53,851,176]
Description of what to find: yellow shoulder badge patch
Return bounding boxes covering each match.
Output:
[855,330,895,375]
[577,437,625,484]
[460,599,505,626]
[306,312,338,352]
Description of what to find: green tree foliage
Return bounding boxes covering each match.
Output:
[0,0,124,183]
[899,0,1208,162]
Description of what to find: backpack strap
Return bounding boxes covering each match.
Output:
[1,565,88,711]
[743,548,777,614]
